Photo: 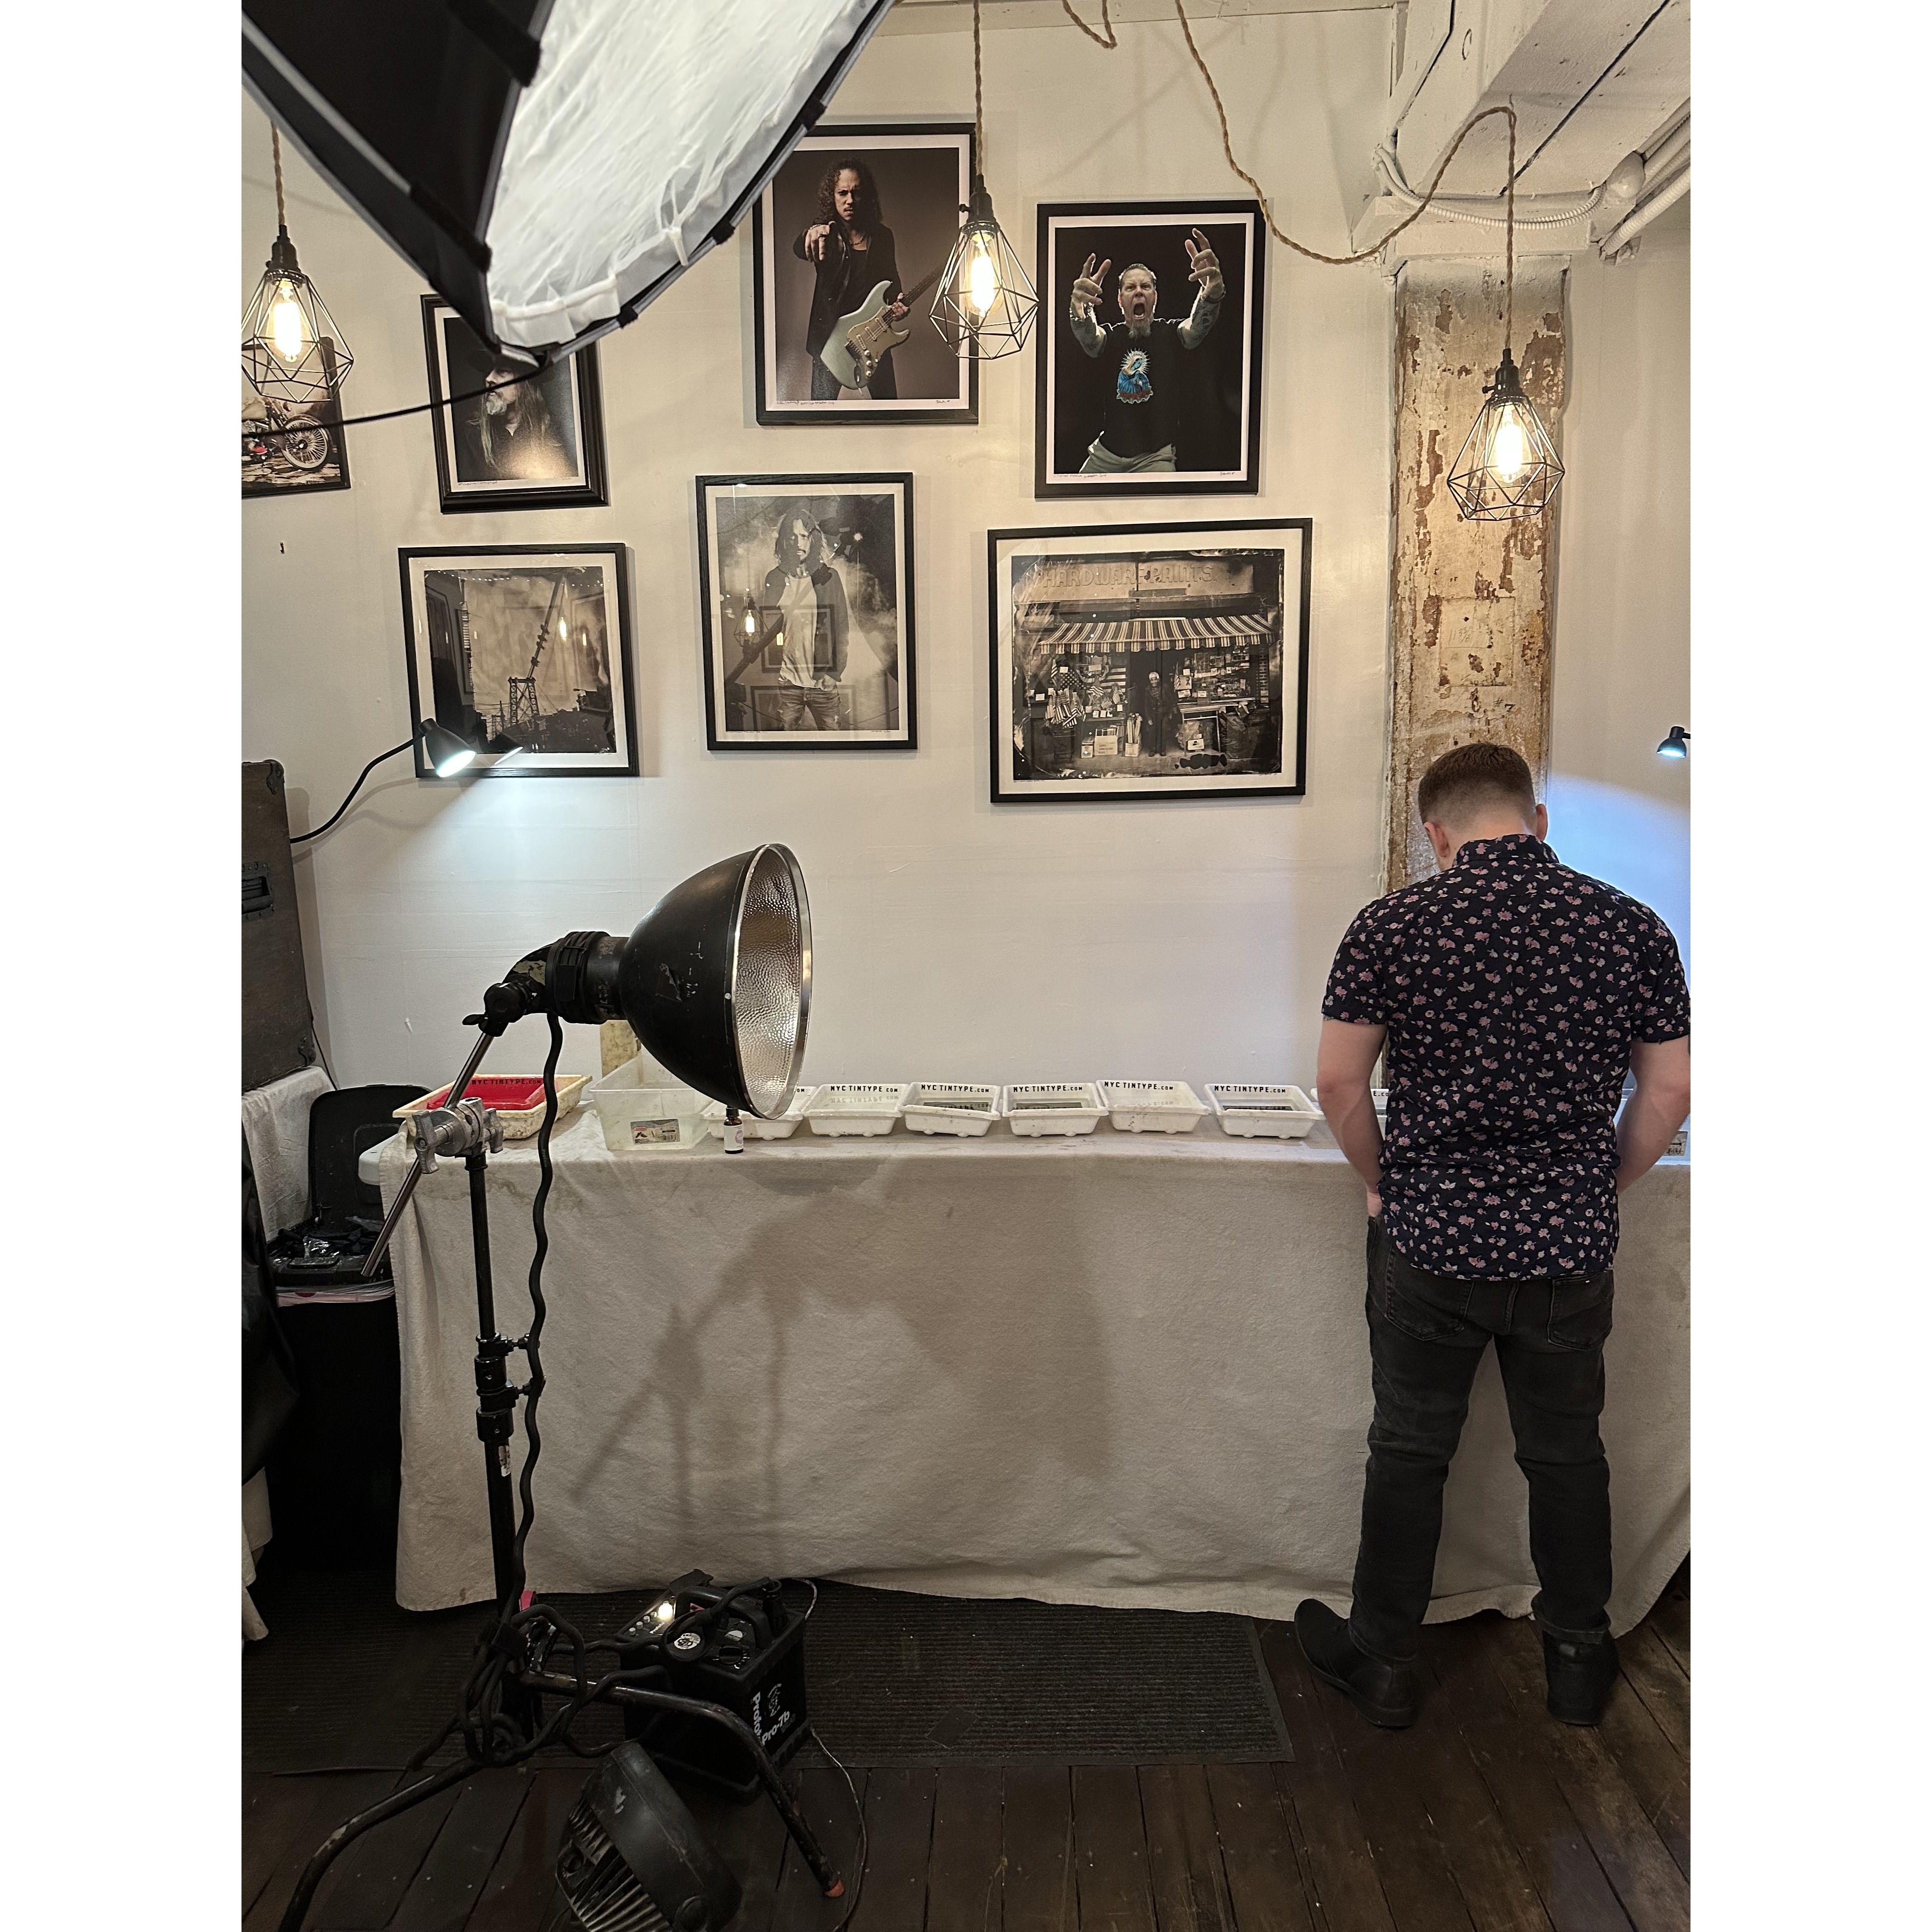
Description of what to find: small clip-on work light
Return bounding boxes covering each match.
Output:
[277,847,837,1932]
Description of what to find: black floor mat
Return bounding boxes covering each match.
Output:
[243,1564,1292,1772]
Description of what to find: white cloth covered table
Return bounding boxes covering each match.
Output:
[381,1115,1688,1635]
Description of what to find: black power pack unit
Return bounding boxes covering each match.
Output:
[614,1571,810,1797]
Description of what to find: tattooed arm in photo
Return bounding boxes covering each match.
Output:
[1178,228,1226,349]
[1069,253,1110,357]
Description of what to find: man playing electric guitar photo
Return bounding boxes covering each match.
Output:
[795,159,908,401]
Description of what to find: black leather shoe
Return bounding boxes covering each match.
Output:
[1293,1600,1419,1728]
[1542,1628,1619,1725]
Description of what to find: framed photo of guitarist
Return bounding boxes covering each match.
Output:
[696,474,916,751]
[752,123,978,426]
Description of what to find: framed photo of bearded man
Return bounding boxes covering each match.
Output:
[751,122,978,425]
[1035,201,1266,497]
[420,296,608,513]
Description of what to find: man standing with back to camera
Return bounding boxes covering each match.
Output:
[1298,743,1690,1729]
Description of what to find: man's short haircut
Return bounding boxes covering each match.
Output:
[1416,741,1538,828]
[1120,263,1157,285]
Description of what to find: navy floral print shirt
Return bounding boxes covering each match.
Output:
[1322,834,1690,1281]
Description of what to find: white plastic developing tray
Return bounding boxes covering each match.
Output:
[1002,1083,1106,1137]
[588,1061,707,1150]
[803,1083,912,1137]
[1208,1083,1322,1140]
[702,1093,810,1141]
[903,1082,1002,1137]
[1100,1080,1209,1134]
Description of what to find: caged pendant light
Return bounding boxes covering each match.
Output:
[242,127,355,408]
[932,0,1038,362]
[1445,111,1564,521]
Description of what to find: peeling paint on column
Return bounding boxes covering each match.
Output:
[1384,262,1567,891]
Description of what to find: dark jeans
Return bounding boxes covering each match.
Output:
[1349,1217,1614,1663]
[809,349,897,401]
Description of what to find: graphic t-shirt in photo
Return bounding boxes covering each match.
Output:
[1096,319,1186,458]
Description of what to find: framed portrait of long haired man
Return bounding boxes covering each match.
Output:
[697,475,917,751]
[751,124,978,425]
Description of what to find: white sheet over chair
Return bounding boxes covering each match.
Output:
[381,1119,1688,1635]
[242,1065,333,1240]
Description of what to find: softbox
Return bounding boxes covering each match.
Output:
[242,0,896,358]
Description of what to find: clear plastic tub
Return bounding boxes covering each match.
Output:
[1002,1083,1106,1137]
[903,1082,1002,1137]
[1100,1080,1209,1134]
[588,1060,707,1150]
[803,1083,911,1137]
[1208,1082,1322,1140]
[702,1093,810,1141]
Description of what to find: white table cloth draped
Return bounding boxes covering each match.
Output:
[381,1115,1688,1635]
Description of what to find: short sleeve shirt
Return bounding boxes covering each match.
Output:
[1322,835,1690,1280]
[1097,320,1186,458]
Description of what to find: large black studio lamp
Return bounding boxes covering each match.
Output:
[242,126,354,407]
[363,843,812,1271]
[242,0,896,362]
[932,0,1038,361]
[1445,114,1565,522]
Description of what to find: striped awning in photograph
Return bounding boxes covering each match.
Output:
[1035,613,1274,654]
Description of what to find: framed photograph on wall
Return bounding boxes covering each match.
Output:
[751,123,977,426]
[399,545,636,777]
[988,519,1310,804]
[420,297,608,512]
[242,376,350,498]
[1035,200,1266,497]
[697,474,916,751]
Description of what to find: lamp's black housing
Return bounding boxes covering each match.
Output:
[492,844,812,1119]
[553,1743,743,1932]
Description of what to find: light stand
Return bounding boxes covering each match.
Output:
[279,849,826,1932]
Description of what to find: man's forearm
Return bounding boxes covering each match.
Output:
[1178,280,1224,349]
[1321,1080,1385,1198]
[1615,1080,1690,1192]
[1069,306,1104,357]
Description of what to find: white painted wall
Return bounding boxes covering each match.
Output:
[242,12,1689,1097]
[1548,203,1692,971]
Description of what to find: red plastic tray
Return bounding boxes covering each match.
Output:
[416,1077,552,1111]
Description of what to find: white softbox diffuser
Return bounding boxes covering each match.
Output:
[243,0,895,358]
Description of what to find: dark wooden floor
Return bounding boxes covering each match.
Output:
[244,1563,1688,1932]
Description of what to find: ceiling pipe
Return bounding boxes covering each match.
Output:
[1598,158,1689,258]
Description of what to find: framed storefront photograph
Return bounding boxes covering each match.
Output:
[988,519,1309,804]
[751,122,978,426]
[420,297,609,513]
[399,544,636,778]
[697,474,916,751]
[1035,199,1266,497]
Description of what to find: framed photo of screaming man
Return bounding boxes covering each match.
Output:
[1035,200,1266,497]
[697,475,916,751]
[751,123,978,425]
[988,519,1310,804]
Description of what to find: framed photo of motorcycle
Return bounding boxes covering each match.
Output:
[751,122,978,426]
[419,297,610,514]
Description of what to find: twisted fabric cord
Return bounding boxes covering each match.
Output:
[272,124,288,231]
[1064,1,1519,281]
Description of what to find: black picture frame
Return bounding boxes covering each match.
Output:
[420,297,609,513]
[696,473,917,753]
[242,365,350,498]
[987,518,1311,805]
[399,543,638,779]
[1034,199,1267,498]
[751,122,978,426]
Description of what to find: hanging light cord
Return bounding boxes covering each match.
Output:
[272,125,288,232]
[1061,0,1519,310]
[972,0,985,157]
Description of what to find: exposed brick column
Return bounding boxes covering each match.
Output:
[1385,261,1568,890]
